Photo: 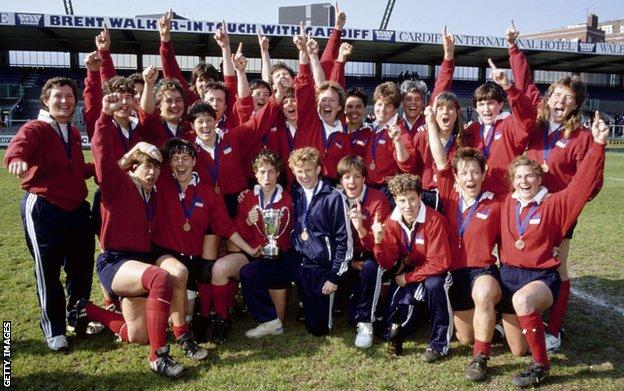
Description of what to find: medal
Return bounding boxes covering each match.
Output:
[301,229,309,241]
[515,202,539,252]
[515,239,525,250]
[369,161,376,170]
[541,162,549,173]
[183,221,191,232]
[214,184,221,194]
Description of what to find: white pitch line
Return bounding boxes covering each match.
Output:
[571,287,624,317]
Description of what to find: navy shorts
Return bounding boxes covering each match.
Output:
[152,246,214,291]
[96,250,155,299]
[449,264,501,311]
[564,220,577,240]
[497,264,561,314]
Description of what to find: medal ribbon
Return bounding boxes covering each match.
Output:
[370,128,386,165]
[457,194,482,239]
[141,188,157,222]
[515,201,539,238]
[175,179,199,224]
[401,223,420,254]
[301,181,320,230]
[259,188,278,210]
[480,124,495,160]
[542,124,562,164]
[204,136,221,186]
[53,123,72,169]
[285,125,295,152]
[443,133,456,155]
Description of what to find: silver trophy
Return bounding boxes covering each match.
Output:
[255,206,290,258]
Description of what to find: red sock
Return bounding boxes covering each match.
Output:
[211,283,230,319]
[172,324,189,339]
[473,339,492,357]
[118,322,129,342]
[227,280,238,308]
[198,283,212,317]
[517,311,550,368]
[141,266,173,361]
[547,280,570,336]
[86,302,126,333]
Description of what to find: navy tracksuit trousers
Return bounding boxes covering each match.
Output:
[382,273,453,354]
[20,193,95,339]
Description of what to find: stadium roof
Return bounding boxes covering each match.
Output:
[1,11,624,74]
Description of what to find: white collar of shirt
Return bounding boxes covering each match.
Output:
[254,184,284,206]
[38,109,70,141]
[373,113,398,132]
[548,120,562,134]
[116,117,139,138]
[511,186,548,209]
[482,124,493,138]
[321,119,343,137]
[344,185,367,208]
[390,201,426,233]
[401,113,415,129]
[176,172,200,200]
[303,180,322,205]
[287,122,297,138]
[195,129,224,158]
[459,191,494,212]
[165,121,179,136]
[129,172,155,200]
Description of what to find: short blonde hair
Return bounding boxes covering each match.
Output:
[508,155,543,184]
[288,147,321,170]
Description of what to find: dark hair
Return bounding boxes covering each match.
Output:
[103,76,134,95]
[430,92,468,148]
[203,81,229,101]
[127,72,144,86]
[337,155,367,179]
[252,149,283,177]
[269,62,295,86]
[40,77,78,109]
[346,87,368,107]
[451,147,486,173]
[187,101,217,122]
[163,138,197,161]
[472,81,505,106]
[250,79,272,94]
[190,61,220,93]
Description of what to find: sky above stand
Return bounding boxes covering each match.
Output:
[2,0,622,37]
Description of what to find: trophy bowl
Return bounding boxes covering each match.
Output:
[255,206,290,258]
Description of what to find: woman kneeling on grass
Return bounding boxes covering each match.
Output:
[498,112,608,388]
[87,93,189,378]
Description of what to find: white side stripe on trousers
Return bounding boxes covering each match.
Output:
[25,193,53,338]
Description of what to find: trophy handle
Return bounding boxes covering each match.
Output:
[251,205,265,238]
[275,206,290,240]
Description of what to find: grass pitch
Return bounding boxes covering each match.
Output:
[1,151,623,390]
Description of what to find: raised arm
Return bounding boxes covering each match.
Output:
[307,38,326,86]
[430,26,455,104]
[330,42,351,87]
[83,51,103,141]
[232,43,250,99]
[95,24,116,82]
[258,32,272,84]
[320,1,345,78]
[159,10,199,105]
[425,103,447,169]
[506,20,541,107]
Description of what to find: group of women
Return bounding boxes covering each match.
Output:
[5,5,609,387]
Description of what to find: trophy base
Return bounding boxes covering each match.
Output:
[261,244,279,258]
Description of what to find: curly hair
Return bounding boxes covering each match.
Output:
[388,173,422,197]
[103,76,135,95]
[288,147,321,170]
[537,76,587,138]
[252,149,283,177]
[154,79,187,108]
[373,81,401,109]
[400,79,428,104]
